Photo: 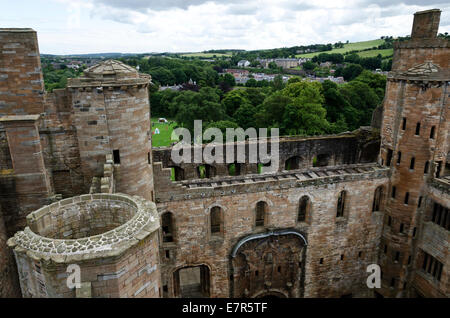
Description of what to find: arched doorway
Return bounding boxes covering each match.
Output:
[173,265,210,298]
[230,229,307,298]
[255,290,288,298]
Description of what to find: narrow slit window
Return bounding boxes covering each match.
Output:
[391,186,396,199]
[210,206,223,235]
[255,201,267,227]
[402,117,406,130]
[336,191,346,218]
[397,152,401,164]
[399,223,404,233]
[415,122,420,135]
[298,196,310,222]
[113,149,120,164]
[410,157,415,170]
[386,149,393,167]
[404,192,409,205]
[430,126,435,139]
[424,161,429,174]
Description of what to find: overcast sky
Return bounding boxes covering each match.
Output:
[1,0,449,54]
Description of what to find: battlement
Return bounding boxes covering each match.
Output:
[154,162,388,202]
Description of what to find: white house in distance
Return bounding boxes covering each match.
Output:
[237,60,251,68]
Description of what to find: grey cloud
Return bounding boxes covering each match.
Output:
[94,0,242,12]
[359,0,449,7]
[225,3,259,16]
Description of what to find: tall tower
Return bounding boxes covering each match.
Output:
[0,28,51,297]
[379,9,449,297]
[67,60,154,201]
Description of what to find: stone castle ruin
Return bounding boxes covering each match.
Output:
[0,9,448,298]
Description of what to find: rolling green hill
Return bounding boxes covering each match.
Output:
[295,39,387,58]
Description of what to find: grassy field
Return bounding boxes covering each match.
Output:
[356,48,393,58]
[180,52,232,58]
[295,39,386,58]
[151,118,178,147]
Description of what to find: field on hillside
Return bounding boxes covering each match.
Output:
[151,118,178,147]
[181,52,232,58]
[295,39,386,58]
[357,48,393,58]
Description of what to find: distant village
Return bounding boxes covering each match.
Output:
[159,57,350,91]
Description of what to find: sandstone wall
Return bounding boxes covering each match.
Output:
[156,164,388,297]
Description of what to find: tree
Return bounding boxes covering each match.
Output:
[245,78,258,87]
[281,99,330,136]
[255,92,292,128]
[221,90,250,116]
[271,75,285,90]
[339,80,381,129]
[172,87,226,134]
[341,64,363,81]
[218,73,235,92]
[204,120,239,142]
[302,61,316,71]
[233,102,257,129]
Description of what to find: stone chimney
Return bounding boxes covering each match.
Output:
[411,9,441,39]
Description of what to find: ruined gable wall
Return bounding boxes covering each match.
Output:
[156,165,388,297]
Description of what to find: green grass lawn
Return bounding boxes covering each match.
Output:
[356,48,393,58]
[151,118,178,147]
[296,39,386,58]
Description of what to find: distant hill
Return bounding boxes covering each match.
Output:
[40,39,394,60]
[41,52,148,59]
[295,39,392,59]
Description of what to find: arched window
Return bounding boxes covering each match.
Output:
[336,191,347,218]
[430,126,435,139]
[228,163,242,176]
[210,206,223,235]
[298,196,310,222]
[415,122,421,135]
[315,154,331,167]
[198,164,216,179]
[372,186,384,212]
[255,201,268,227]
[162,212,175,242]
[285,156,301,170]
[170,166,185,181]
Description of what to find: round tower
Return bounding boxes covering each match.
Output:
[68,60,154,201]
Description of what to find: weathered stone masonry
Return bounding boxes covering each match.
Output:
[0,9,448,298]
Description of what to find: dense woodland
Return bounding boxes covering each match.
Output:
[148,68,385,137]
[41,38,393,139]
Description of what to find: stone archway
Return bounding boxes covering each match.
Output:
[173,265,210,298]
[230,229,307,298]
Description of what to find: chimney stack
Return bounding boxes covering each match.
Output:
[411,9,441,39]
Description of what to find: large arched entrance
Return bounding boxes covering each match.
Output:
[230,229,307,298]
[173,265,210,298]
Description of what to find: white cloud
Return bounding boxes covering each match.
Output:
[9,0,450,54]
